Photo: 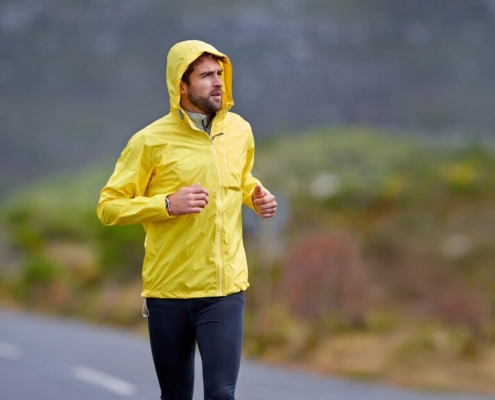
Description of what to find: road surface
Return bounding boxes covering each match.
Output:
[0,308,491,400]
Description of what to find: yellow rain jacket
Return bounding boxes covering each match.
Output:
[97,40,264,298]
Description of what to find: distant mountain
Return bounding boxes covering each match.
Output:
[2,0,495,196]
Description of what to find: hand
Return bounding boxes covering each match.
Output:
[252,184,277,219]
[167,183,209,215]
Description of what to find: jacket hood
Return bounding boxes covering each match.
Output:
[166,40,234,114]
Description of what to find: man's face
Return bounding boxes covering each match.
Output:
[180,57,223,115]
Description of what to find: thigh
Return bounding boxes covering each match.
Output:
[146,298,196,400]
[193,292,245,400]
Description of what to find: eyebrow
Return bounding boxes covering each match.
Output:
[199,69,223,77]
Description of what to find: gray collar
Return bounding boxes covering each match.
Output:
[184,110,213,134]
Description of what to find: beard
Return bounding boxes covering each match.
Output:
[187,88,222,114]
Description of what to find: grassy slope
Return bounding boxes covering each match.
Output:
[1,127,495,394]
[248,127,495,393]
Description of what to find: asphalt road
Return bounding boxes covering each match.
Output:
[0,308,491,400]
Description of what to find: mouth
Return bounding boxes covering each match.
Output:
[211,92,222,101]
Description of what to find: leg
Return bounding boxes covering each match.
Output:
[146,298,196,400]
[193,292,244,400]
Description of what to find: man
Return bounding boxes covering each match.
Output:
[97,40,277,400]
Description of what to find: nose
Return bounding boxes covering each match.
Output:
[214,74,223,87]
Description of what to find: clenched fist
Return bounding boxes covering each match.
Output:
[252,184,277,218]
[167,183,209,215]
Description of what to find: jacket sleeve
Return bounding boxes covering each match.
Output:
[97,135,172,226]
[241,131,265,214]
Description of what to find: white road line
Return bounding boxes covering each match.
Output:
[72,365,137,397]
[0,340,21,360]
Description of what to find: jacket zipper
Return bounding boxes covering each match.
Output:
[211,136,224,296]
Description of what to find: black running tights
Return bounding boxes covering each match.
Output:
[146,292,244,400]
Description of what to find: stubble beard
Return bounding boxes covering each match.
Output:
[187,89,222,114]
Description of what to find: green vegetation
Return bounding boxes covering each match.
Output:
[1,127,495,394]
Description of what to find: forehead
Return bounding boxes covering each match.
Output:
[192,57,222,74]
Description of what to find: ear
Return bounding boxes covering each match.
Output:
[179,81,187,95]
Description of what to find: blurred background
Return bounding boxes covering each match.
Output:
[1,0,495,395]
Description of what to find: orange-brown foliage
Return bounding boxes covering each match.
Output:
[278,233,368,326]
